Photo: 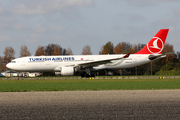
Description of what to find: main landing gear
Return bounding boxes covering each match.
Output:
[81,72,95,78]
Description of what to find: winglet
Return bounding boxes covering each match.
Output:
[123,53,130,58]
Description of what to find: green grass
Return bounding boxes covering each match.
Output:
[0,78,180,92]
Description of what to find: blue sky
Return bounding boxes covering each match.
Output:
[0,0,180,57]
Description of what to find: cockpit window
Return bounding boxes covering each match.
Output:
[11,61,16,63]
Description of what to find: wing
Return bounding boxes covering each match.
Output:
[76,53,130,68]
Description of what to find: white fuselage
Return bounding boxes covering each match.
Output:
[6,54,153,72]
[6,29,169,74]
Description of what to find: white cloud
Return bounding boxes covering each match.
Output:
[35,24,47,33]
[52,34,69,41]
[155,0,179,1]
[12,0,93,15]
[0,35,11,41]
[30,33,42,38]
[13,4,46,15]
[13,24,25,30]
[33,24,68,33]
[174,7,180,15]
[0,15,14,29]
[49,26,67,32]
[26,33,42,43]
[129,14,145,22]
[61,0,93,7]
[0,4,4,14]
[153,18,178,26]
[169,26,175,31]
[126,0,179,7]
[127,0,155,7]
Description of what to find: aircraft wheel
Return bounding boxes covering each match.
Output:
[24,75,27,78]
[81,72,86,78]
[85,74,90,78]
[81,74,84,78]
[91,74,95,77]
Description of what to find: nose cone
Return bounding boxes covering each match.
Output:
[6,63,12,70]
[6,63,10,69]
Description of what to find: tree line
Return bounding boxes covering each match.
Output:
[0,42,179,75]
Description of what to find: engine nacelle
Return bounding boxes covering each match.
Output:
[61,67,74,76]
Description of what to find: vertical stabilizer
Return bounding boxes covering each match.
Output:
[135,29,169,54]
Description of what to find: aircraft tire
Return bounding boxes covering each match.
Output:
[24,75,27,78]
[85,74,90,78]
[91,74,95,77]
[81,72,86,78]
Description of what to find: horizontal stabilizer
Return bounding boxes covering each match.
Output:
[148,53,172,60]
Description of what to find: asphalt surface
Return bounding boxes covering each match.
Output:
[0,90,180,120]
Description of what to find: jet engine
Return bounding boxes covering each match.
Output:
[61,67,74,76]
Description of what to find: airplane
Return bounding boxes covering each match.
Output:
[6,29,169,77]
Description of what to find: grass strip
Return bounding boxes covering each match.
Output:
[0,78,180,92]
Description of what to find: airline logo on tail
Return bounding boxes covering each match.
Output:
[135,29,169,54]
[147,37,164,54]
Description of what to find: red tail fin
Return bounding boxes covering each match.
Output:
[135,29,169,54]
